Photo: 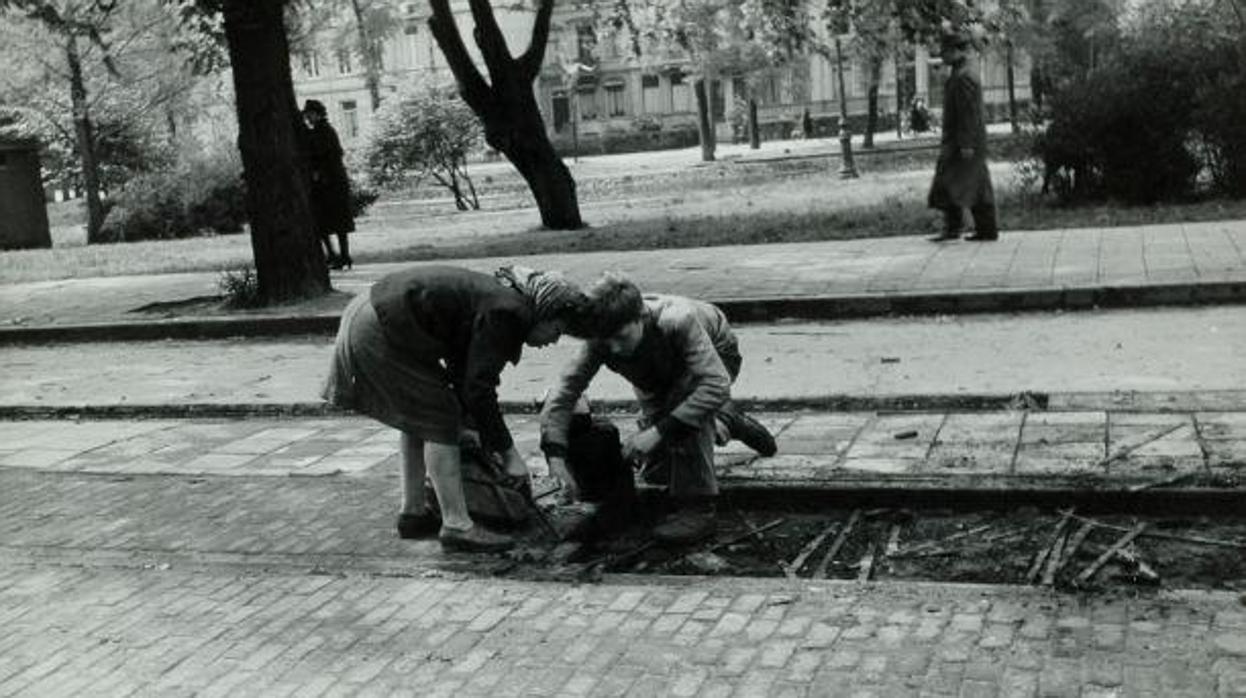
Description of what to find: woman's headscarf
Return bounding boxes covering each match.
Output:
[495,265,585,322]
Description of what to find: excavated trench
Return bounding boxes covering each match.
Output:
[508,484,1246,593]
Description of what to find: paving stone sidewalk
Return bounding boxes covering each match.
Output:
[3,220,1244,332]
[2,410,1242,493]
[2,559,1245,697]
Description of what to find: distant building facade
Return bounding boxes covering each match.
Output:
[292,1,1031,153]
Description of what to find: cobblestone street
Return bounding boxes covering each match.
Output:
[2,556,1245,697]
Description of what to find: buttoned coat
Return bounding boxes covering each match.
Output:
[927,63,995,210]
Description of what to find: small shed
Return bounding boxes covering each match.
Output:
[0,139,52,250]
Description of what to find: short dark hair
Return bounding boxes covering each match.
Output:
[588,273,644,337]
[553,292,595,339]
[303,99,327,115]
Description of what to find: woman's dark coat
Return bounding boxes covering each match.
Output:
[305,121,356,235]
[370,266,534,452]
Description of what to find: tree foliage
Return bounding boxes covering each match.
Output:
[361,87,483,210]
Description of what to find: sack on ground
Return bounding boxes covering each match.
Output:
[426,440,530,530]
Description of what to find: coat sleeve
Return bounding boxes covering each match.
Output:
[540,342,603,458]
[949,73,982,152]
[460,308,526,452]
[658,309,731,438]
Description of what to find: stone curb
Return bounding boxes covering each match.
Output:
[4,280,1245,345]
[0,392,1038,421]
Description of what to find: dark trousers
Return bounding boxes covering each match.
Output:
[943,204,998,238]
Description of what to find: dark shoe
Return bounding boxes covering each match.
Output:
[652,504,716,546]
[927,231,960,242]
[339,254,353,270]
[963,233,998,241]
[396,511,441,539]
[439,525,514,553]
[718,402,777,457]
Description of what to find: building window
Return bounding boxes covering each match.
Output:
[641,74,660,113]
[576,24,596,63]
[577,88,597,121]
[340,100,358,138]
[670,71,692,113]
[300,52,320,77]
[605,83,626,117]
[337,49,353,75]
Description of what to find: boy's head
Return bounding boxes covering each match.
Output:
[589,273,646,356]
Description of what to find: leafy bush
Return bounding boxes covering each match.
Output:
[100,148,246,242]
[218,268,261,309]
[1033,0,1244,204]
[361,87,483,210]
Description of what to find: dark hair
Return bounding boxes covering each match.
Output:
[303,99,327,115]
[543,292,591,339]
[588,273,644,337]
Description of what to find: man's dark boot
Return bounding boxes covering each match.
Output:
[652,500,717,546]
[718,402,777,456]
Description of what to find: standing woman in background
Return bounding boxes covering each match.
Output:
[302,99,356,269]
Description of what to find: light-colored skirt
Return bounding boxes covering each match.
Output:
[321,293,461,443]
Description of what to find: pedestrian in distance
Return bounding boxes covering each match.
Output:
[322,265,593,552]
[540,273,777,546]
[302,99,356,269]
[909,96,931,134]
[926,28,999,243]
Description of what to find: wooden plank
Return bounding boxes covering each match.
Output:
[1075,523,1148,586]
[1040,528,1069,586]
[1058,521,1097,573]
[890,524,993,558]
[783,521,839,579]
[1069,514,1246,550]
[1026,510,1074,584]
[814,509,861,579]
[857,539,877,582]
[885,523,903,556]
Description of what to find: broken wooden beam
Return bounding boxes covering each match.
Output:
[1026,510,1074,584]
[857,539,878,582]
[814,509,860,578]
[1069,514,1246,550]
[1074,522,1148,586]
[782,521,839,579]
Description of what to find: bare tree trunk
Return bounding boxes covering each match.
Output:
[863,57,882,149]
[895,47,903,140]
[428,0,582,229]
[1006,40,1019,133]
[66,36,106,244]
[349,0,383,112]
[694,77,715,162]
[221,0,329,304]
[748,98,760,149]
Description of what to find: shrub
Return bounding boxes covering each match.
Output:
[361,87,483,210]
[1033,0,1244,204]
[218,268,261,309]
[100,148,246,242]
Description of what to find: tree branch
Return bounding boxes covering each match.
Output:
[427,0,493,113]
[517,0,553,81]
[466,0,513,83]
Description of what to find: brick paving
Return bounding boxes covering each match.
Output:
[2,410,1245,695]
[3,220,1244,329]
[1,554,1244,696]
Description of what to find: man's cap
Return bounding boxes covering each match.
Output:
[940,27,972,51]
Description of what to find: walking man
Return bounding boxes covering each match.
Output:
[927,28,998,242]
